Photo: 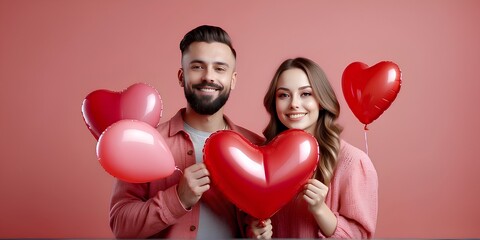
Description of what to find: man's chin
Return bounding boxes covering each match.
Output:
[185,91,229,115]
[195,91,219,98]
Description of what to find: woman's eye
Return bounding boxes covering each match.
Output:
[301,92,312,97]
[277,93,289,98]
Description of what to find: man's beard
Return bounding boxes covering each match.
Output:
[184,82,230,115]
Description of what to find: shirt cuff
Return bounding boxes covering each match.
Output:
[157,184,190,222]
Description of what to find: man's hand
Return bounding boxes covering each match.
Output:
[177,163,210,209]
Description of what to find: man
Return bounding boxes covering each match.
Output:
[109,25,263,238]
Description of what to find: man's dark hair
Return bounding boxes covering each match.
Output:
[179,25,236,58]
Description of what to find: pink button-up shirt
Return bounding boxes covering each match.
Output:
[270,140,378,238]
[109,109,264,238]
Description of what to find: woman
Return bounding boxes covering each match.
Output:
[248,57,378,238]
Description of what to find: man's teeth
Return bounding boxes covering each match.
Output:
[288,113,306,119]
[199,88,216,92]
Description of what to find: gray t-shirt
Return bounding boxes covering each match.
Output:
[183,123,232,239]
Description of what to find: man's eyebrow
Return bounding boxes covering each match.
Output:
[189,59,205,65]
[214,61,230,67]
[189,59,230,68]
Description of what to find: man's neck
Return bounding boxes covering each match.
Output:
[183,107,227,133]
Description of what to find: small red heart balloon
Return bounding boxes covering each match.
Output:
[97,120,175,183]
[81,83,163,139]
[204,129,319,220]
[342,61,401,128]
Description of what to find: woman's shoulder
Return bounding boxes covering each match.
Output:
[339,140,368,158]
[337,139,376,173]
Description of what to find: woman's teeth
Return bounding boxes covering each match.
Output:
[288,113,306,119]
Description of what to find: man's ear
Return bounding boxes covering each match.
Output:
[230,71,237,90]
[177,68,184,87]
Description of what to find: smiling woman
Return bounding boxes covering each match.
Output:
[275,68,321,135]
[247,57,378,238]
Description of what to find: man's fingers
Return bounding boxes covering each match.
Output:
[196,184,210,194]
[196,175,210,186]
[186,164,209,178]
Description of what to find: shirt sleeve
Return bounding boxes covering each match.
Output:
[109,179,190,238]
[319,151,378,238]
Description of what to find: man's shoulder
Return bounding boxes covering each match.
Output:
[156,109,185,136]
[157,120,169,131]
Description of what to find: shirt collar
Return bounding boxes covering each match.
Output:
[168,108,239,137]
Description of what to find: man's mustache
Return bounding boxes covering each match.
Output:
[192,82,223,90]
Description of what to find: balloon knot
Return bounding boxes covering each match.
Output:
[256,220,266,228]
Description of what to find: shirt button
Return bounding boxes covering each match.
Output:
[187,150,194,155]
[190,225,196,231]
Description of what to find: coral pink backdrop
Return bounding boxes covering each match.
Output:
[1,0,479,238]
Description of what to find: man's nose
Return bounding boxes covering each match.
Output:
[201,67,215,82]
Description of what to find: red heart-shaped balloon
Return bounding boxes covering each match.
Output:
[81,83,163,139]
[204,129,319,220]
[342,61,401,128]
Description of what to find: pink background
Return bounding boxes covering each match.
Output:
[1,0,479,238]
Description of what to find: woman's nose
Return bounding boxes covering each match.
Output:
[290,95,300,109]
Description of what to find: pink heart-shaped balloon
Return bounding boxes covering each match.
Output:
[342,61,401,128]
[97,120,175,183]
[204,129,319,220]
[82,83,163,139]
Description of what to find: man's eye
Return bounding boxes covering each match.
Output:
[191,65,203,70]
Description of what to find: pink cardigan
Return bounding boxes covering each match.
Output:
[270,140,378,238]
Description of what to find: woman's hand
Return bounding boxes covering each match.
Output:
[246,218,273,239]
[303,178,328,215]
[303,178,337,237]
